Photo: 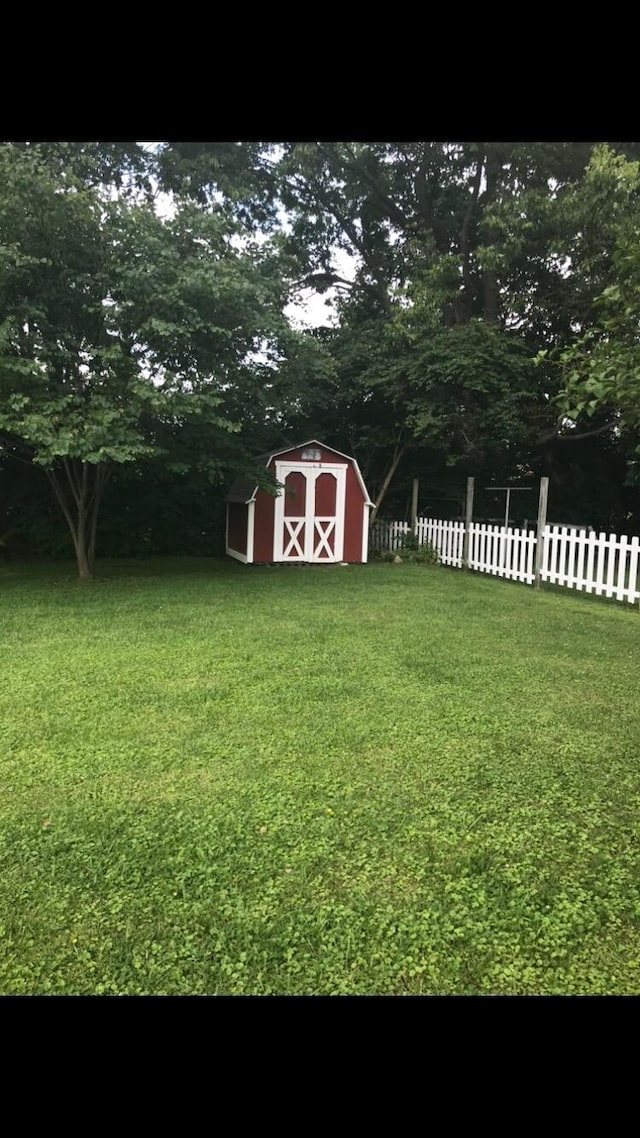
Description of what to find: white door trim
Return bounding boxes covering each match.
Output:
[246,499,255,563]
[361,503,370,563]
[273,462,347,562]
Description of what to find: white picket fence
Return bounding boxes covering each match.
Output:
[370,518,640,605]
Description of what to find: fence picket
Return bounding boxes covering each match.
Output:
[520,528,528,581]
[593,532,607,595]
[567,528,578,589]
[373,514,640,606]
[615,535,628,602]
[628,536,640,603]
[605,533,617,598]
[523,528,532,582]
[485,525,493,575]
[513,528,521,581]
[576,529,587,591]
[505,527,513,579]
[585,531,596,594]
[480,525,486,572]
[542,525,553,582]
[489,525,497,576]
[558,527,568,586]
[514,528,522,580]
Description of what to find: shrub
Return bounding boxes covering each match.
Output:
[371,532,439,565]
[398,531,439,564]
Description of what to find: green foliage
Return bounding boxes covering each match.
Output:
[396,532,440,564]
[5,139,640,564]
[158,140,640,476]
[0,145,285,468]
[373,548,401,562]
[156,142,280,231]
[401,320,539,466]
[269,141,613,511]
[0,142,333,574]
[373,533,439,565]
[1,559,640,995]
[544,146,640,439]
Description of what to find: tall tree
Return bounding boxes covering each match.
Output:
[548,146,640,436]
[269,142,611,513]
[0,142,320,577]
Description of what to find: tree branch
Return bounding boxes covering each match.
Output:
[62,457,81,507]
[460,151,484,298]
[295,147,395,317]
[370,436,408,525]
[340,143,415,235]
[44,467,77,545]
[300,272,355,292]
[81,459,89,507]
[536,421,618,445]
[87,465,108,569]
[0,438,35,466]
[299,271,394,314]
[314,184,394,316]
[86,461,110,510]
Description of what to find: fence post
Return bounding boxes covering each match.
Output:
[411,478,419,536]
[462,477,474,568]
[534,476,549,590]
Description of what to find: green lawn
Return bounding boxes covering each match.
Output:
[1,557,640,995]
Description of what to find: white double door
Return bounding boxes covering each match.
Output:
[273,462,347,562]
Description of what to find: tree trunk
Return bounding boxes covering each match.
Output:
[75,466,92,580]
[369,443,407,525]
[482,147,501,325]
[45,460,109,580]
[457,148,484,325]
[483,268,500,324]
[87,464,109,570]
[74,532,93,580]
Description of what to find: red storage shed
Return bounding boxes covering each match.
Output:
[225,440,373,564]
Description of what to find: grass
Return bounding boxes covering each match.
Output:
[1,556,640,995]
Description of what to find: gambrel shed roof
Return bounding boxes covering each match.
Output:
[225,439,373,505]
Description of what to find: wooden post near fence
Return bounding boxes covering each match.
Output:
[463,477,474,568]
[534,476,549,589]
[411,478,419,535]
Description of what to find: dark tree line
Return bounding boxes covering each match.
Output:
[2,140,640,573]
